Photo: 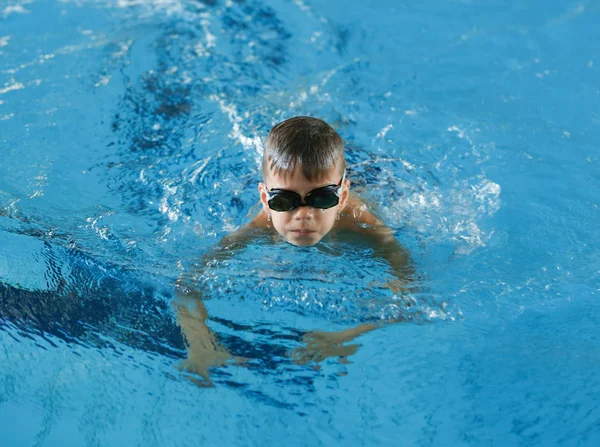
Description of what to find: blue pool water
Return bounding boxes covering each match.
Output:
[1,0,599,445]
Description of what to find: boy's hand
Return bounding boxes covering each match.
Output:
[289,323,377,366]
[177,351,249,388]
[174,298,242,386]
[382,278,410,295]
[290,331,361,366]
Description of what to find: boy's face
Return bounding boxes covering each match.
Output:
[259,165,349,247]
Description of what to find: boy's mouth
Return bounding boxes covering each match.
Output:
[290,229,316,235]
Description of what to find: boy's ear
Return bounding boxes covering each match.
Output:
[340,178,351,207]
[258,183,270,210]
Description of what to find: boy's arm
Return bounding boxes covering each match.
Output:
[174,212,268,384]
[360,225,414,293]
[340,193,415,293]
[173,287,231,386]
[291,195,415,366]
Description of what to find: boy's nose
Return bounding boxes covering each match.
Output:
[293,205,314,220]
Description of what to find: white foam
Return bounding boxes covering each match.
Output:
[0,81,24,95]
[184,157,212,184]
[210,94,262,156]
[2,4,29,19]
[293,0,311,13]
[158,182,182,222]
[382,167,501,255]
[376,124,393,139]
[86,210,115,242]
[114,0,184,16]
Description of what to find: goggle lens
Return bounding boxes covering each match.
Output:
[268,193,299,212]
[306,189,339,209]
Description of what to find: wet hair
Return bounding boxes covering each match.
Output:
[262,116,345,181]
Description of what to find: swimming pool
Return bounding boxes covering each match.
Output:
[1,0,599,445]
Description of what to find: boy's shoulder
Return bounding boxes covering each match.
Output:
[249,211,269,228]
[339,191,383,228]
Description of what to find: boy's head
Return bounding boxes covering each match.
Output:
[259,116,350,247]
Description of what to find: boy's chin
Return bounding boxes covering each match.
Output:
[284,233,322,247]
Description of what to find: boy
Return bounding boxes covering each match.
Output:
[176,116,414,385]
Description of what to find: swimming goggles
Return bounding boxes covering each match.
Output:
[265,171,346,212]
